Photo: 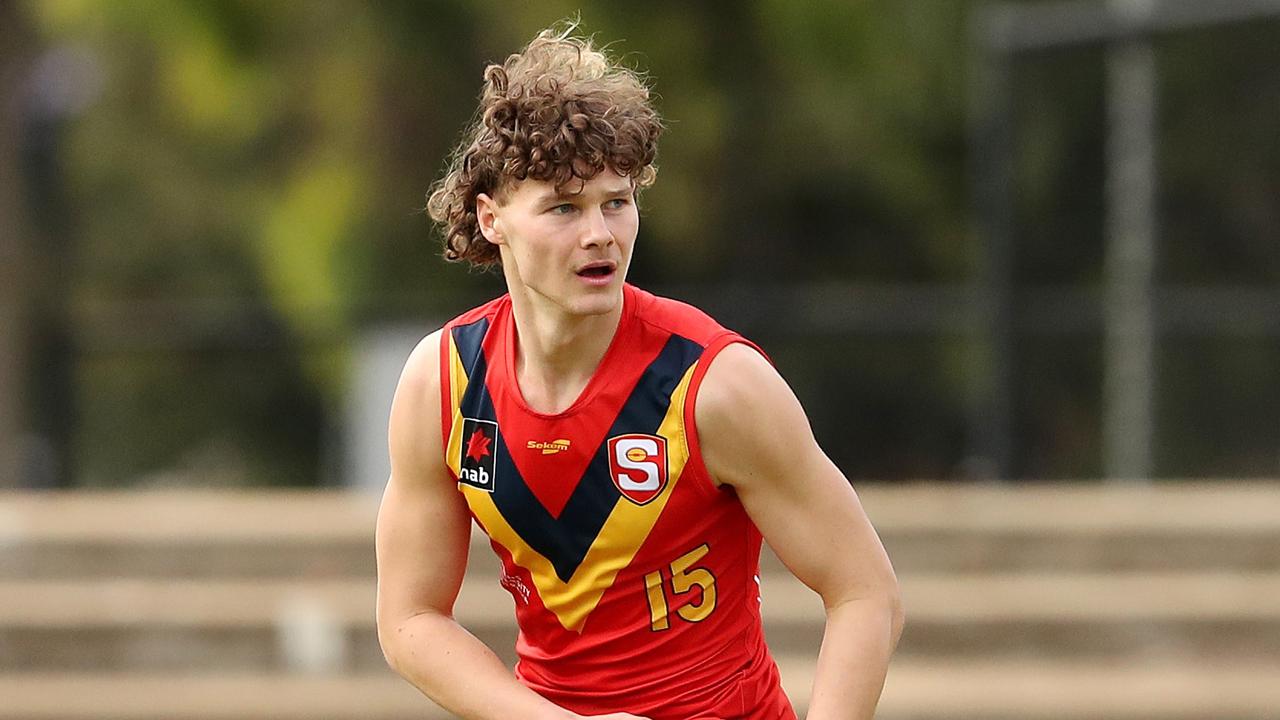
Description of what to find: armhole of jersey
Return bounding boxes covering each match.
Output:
[438,327,453,452]
[682,332,771,499]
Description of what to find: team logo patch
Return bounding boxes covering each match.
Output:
[607,434,668,505]
[458,418,498,491]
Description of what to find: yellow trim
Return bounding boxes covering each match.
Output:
[444,335,466,476]
[460,362,696,633]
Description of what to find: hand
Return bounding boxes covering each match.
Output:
[574,714,652,720]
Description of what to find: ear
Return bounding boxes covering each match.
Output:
[475,193,505,246]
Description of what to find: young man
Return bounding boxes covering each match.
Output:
[376,24,903,720]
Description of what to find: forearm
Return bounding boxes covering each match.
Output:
[804,593,904,720]
[382,611,569,720]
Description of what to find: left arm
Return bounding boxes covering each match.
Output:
[696,344,904,719]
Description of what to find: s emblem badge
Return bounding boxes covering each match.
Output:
[607,434,668,505]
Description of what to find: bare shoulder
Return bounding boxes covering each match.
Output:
[388,329,446,482]
[398,329,444,396]
[697,342,811,439]
[695,342,816,490]
[698,342,785,409]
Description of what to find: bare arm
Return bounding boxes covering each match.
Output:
[376,330,578,720]
[696,344,905,720]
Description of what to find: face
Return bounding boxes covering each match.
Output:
[476,168,638,318]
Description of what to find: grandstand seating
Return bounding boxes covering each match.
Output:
[1,482,1277,719]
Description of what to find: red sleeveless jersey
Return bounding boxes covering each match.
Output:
[438,284,796,719]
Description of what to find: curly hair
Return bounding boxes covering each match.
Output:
[426,23,663,267]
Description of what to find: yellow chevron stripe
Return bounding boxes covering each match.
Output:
[459,362,696,633]
[444,334,467,475]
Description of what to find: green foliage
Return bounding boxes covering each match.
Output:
[16,0,1280,484]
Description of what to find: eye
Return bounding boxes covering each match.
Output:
[549,203,575,215]
[604,197,630,210]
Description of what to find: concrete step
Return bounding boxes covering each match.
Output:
[857,481,1280,533]
[4,484,1280,578]
[0,491,378,579]
[10,528,1276,579]
[872,658,1280,720]
[6,572,1276,628]
[4,570,1279,671]
[6,483,1275,542]
[873,529,1280,573]
[0,541,374,580]
[0,491,377,543]
[0,577,513,673]
[2,658,1278,720]
[862,480,1280,573]
[762,570,1280,659]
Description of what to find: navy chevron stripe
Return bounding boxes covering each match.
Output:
[460,332,703,583]
[451,318,490,380]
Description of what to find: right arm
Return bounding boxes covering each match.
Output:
[375,330,576,720]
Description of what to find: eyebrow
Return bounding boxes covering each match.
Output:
[533,184,634,204]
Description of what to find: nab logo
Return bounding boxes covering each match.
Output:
[458,418,498,492]
[607,434,668,505]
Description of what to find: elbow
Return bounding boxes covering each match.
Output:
[887,581,906,649]
[376,611,418,677]
[865,578,905,650]
[867,570,905,649]
[827,578,905,650]
[377,606,450,677]
[376,618,403,675]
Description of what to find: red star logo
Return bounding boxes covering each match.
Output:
[465,428,492,463]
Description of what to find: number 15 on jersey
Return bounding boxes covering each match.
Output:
[643,543,717,632]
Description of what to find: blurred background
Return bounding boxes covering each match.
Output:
[3,0,1278,490]
[1,0,1278,718]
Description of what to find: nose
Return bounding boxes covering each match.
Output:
[580,205,615,249]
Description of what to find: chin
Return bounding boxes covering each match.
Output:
[563,283,623,317]
[569,292,621,317]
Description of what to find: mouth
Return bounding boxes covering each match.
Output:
[575,261,617,283]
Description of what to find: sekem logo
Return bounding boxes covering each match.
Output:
[527,439,572,455]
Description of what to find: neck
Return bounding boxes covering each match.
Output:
[506,284,625,415]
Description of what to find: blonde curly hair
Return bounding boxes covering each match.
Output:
[426,23,663,267]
